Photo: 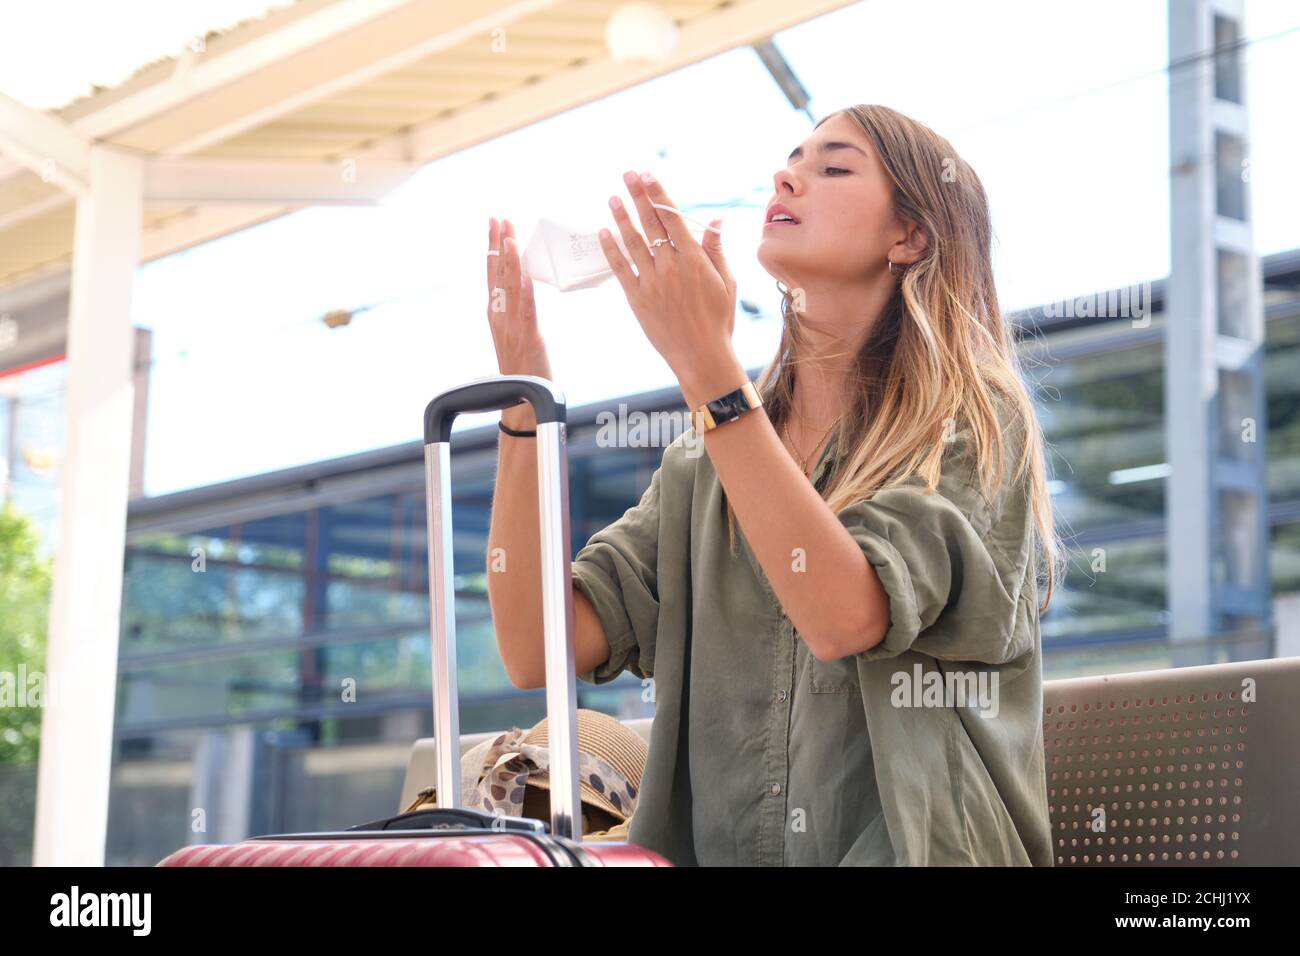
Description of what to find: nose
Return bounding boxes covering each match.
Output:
[772,162,801,200]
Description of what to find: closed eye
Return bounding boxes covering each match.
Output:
[824,167,850,175]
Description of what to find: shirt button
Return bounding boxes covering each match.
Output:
[770,783,782,796]
[776,689,787,702]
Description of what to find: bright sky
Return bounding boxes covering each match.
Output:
[19,0,1300,497]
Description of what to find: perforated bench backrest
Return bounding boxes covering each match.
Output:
[1042,655,1300,866]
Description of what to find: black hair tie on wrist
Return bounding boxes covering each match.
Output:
[499,421,537,438]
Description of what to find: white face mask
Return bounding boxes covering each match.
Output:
[521,218,630,292]
[521,205,722,293]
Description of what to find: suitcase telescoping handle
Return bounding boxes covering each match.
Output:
[422,375,584,841]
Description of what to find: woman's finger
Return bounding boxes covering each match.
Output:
[499,232,520,322]
[635,173,693,253]
[509,222,537,327]
[609,194,653,277]
[622,171,671,254]
[502,219,536,326]
[700,218,734,292]
[597,227,638,300]
[502,216,518,272]
[486,216,502,293]
[519,272,537,327]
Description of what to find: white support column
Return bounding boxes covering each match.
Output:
[32,145,142,867]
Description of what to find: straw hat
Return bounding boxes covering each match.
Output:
[521,708,647,823]
[416,708,647,826]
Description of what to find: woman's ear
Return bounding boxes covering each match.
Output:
[892,221,929,267]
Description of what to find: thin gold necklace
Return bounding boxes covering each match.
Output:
[781,415,841,477]
[787,400,841,436]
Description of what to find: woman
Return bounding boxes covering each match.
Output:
[484,104,1064,866]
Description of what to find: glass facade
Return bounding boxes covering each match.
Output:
[1027,325,1169,646]
[98,264,1300,864]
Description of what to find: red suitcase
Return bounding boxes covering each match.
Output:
[158,375,671,868]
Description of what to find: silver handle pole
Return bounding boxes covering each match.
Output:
[536,420,581,841]
[425,441,461,812]
[421,375,580,840]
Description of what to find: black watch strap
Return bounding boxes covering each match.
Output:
[691,381,763,433]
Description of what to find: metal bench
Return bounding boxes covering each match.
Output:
[1044,655,1299,866]
[401,656,1300,865]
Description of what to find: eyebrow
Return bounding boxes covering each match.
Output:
[787,140,869,163]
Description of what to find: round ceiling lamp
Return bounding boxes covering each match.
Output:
[605,3,679,63]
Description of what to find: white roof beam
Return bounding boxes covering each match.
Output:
[143,158,417,205]
[48,0,560,158]
[0,0,553,187]
[364,0,857,163]
[0,91,91,196]
[0,0,556,225]
[0,192,67,233]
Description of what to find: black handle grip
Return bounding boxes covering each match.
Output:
[345,806,548,834]
[423,375,566,444]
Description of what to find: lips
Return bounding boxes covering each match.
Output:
[765,202,800,225]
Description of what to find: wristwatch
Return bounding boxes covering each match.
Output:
[690,381,764,433]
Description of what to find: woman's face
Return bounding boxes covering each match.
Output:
[757,113,905,290]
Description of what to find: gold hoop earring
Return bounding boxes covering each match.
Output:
[887,258,895,276]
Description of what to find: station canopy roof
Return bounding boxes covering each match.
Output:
[0,0,857,294]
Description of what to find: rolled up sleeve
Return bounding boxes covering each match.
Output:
[572,462,663,684]
[839,462,1035,666]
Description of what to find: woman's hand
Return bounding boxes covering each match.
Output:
[486,216,553,430]
[598,172,742,396]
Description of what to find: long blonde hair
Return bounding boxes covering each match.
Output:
[727,104,1064,614]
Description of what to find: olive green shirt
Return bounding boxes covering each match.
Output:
[571,412,1053,867]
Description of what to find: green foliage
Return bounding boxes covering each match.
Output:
[0,501,53,766]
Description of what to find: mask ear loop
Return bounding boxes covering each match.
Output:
[650,202,724,236]
[776,279,801,320]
